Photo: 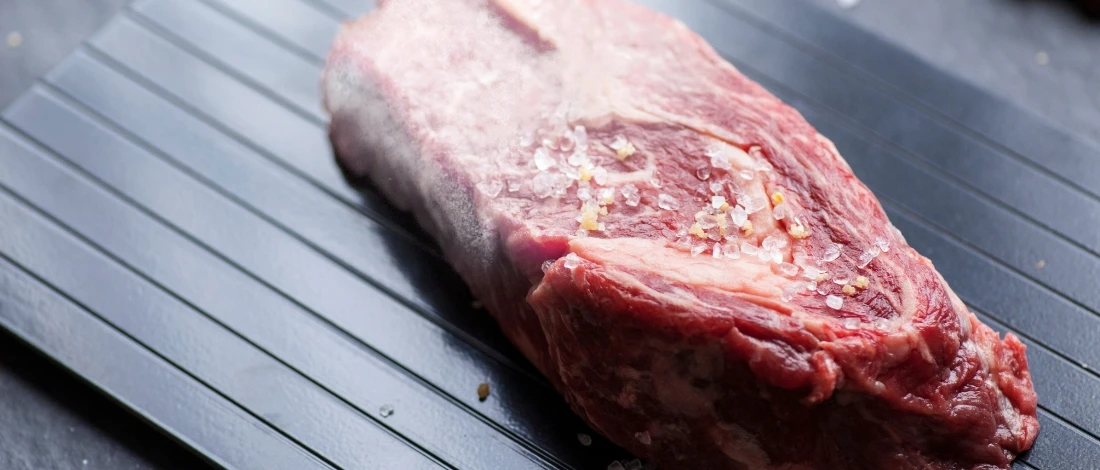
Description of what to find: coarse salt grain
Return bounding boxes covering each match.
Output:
[696,166,712,180]
[825,295,844,310]
[778,262,799,276]
[691,244,707,257]
[592,166,609,185]
[772,203,788,220]
[821,244,841,263]
[534,147,554,170]
[609,135,628,150]
[532,173,554,198]
[564,253,582,269]
[874,236,891,253]
[483,179,503,197]
[725,242,741,259]
[741,241,760,256]
[711,196,727,210]
[709,181,724,194]
[762,235,788,251]
[573,125,588,151]
[712,243,723,258]
[730,205,748,226]
[621,184,641,206]
[738,169,754,180]
[781,282,806,302]
[634,431,652,446]
[598,188,615,205]
[858,246,881,268]
[657,194,680,210]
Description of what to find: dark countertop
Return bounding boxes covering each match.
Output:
[0,0,1097,469]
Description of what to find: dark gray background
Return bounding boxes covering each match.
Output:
[0,0,1097,468]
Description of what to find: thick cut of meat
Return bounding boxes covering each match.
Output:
[321,0,1040,468]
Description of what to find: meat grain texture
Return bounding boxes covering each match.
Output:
[321,0,1040,468]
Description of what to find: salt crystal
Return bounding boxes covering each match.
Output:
[725,242,741,259]
[598,188,615,205]
[704,143,724,158]
[577,186,592,201]
[532,173,554,198]
[379,404,394,417]
[742,195,767,214]
[709,181,725,194]
[558,131,576,152]
[578,433,593,446]
[696,166,712,180]
[552,173,573,197]
[781,282,806,302]
[507,178,522,193]
[561,165,581,180]
[712,243,723,258]
[657,194,680,210]
[754,159,773,173]
[697,214,717,230]
[574,125,588,151]
[534,147,554,170]
[625,459,644,470]
[542,137,556,150]
[592,166,609,185]
[568,151,588,167]
[711,154,732,171]
[806,280,818,292]
[772,203,788,220]
[730,205,749,226]
[608,462,626,470]
[738,169,755,180]
[778,262,799,276]
[842,318,860,330]
[825,295,844,310]
[483,179,504,197]
[519,133,534,148]
[762,235,788,251]
[741,241,760,256]
[821,244,841,263]
[621,184,641,206]
[874,236,891,253]
[634,431,652,446]
[564,253,582,269]
[832,272,852,285]
[691,245,706,257]
[576,229,589,237]
[649,178,663,188]
[760,247,779,264]
[858,246,881,268]
[542,260,553,272]
[801,264,825,279]
[609,135,628,150]
[711,196,727,209]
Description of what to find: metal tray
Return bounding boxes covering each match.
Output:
[0,0,1096,468]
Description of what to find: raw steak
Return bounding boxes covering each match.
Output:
[321,0,1039,468]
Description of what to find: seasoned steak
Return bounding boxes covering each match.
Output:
[321,0,1039,468]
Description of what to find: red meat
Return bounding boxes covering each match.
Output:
[322,0,1039,468]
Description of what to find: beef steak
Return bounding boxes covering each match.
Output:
[321,0,1040,468]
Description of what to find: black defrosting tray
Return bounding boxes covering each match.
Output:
[0,0,1096,468]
